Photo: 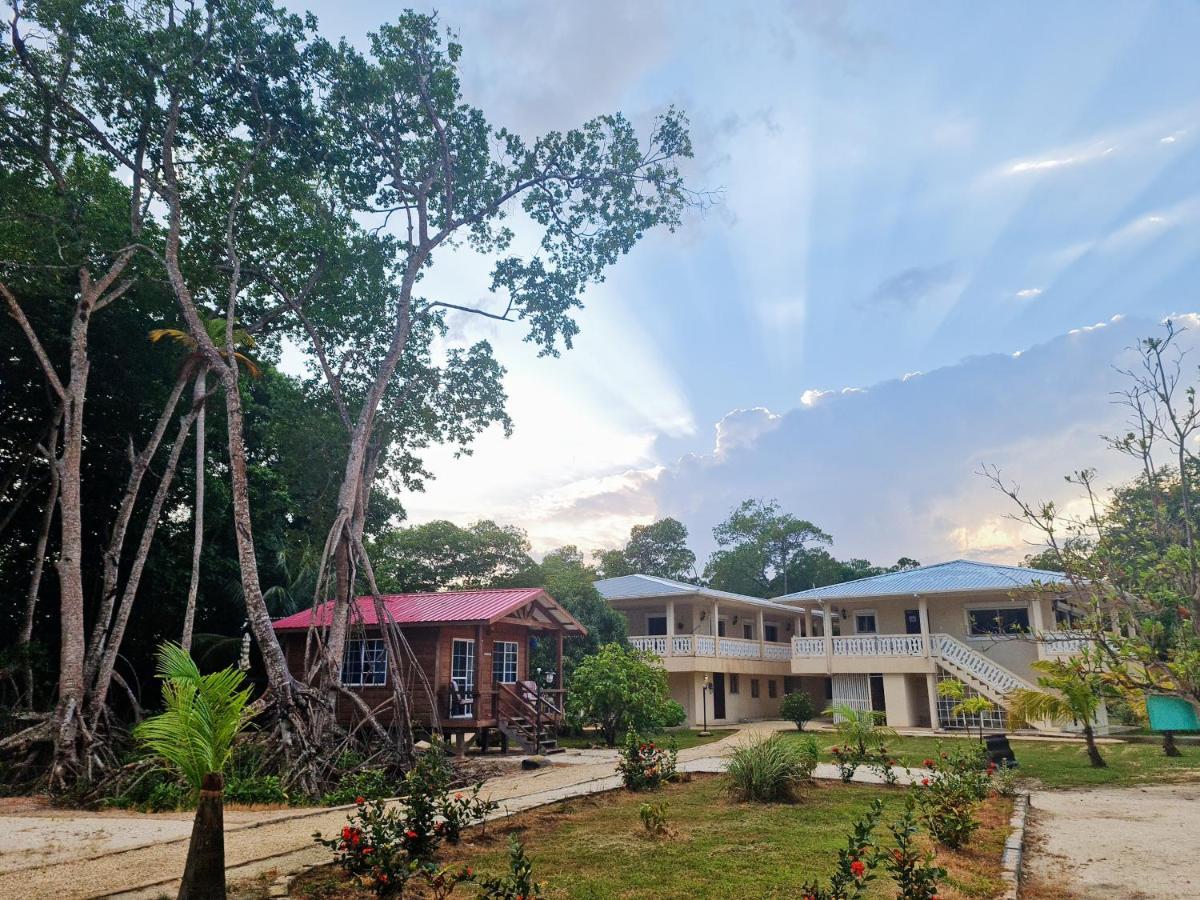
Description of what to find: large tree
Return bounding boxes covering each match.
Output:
[594,517,697,582]
[704,499,833,597]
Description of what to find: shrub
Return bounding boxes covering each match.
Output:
[884,795,947,900]
[322,768,395,806]
[471,837,545,899]
[639,800,669,836]
[913,771,981,849]
[780,691,817,731]
[868,749,901,787]
[618,730,678,791]
[830,743,860,783]
[225,773,288,806]
[725,734,817,802]
[568,644,680,746]
[662,699,687,728]
[438,783,499,844]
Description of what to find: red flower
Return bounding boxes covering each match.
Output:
[405,829,418,840]
[355,795,365,805]
[831,746,841,754]
[351,833,360,845]
[921,777,931,786]
[342,826,352,840]
[379,874,388,884]
[363,847,373,855]
[455,792,463,801]
[893,849,904,861]
[922,758,935,768]
[850,859,865,878]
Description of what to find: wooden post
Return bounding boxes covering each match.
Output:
[178,772,225,900]
[556,631,564,691]
[475,623,484,724]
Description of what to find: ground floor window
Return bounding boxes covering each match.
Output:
[750,678,760,699]
[768,679,778,699]
[729,674,740,694]
[492,640,518,684]
[935,672,1008,730]
[342,637,387,686]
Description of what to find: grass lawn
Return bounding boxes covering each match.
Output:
[287,775,1011,899]
[555,728,737,751]
[784,731,1200,789]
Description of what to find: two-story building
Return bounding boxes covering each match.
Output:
[775,559,1088,731]
[597,561,1089,732]
[594,574,809,727]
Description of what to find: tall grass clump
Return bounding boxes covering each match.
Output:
[725,734,818,802]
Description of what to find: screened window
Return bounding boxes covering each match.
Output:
[764,623,779,642]
[854,612,877,634]
[492,641,518,684]
[967,607,1030,636]
[768,679,778,699]
[750,678,760,699]
[647,615,668,636]
[342,638,387,686]
[743,622,754,639]
[729,674,740,694]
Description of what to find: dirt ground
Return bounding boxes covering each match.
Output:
[1024,782,1200,899]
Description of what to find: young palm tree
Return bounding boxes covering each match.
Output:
[937,678,995,742]
[135,643,253,899]
[824,702,898,755]
[1007,658,1114,768]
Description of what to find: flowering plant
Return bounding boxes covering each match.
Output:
[799,798,883,899]
[618,730,678,791]
[438,783,500,844]
[883,795,947,900]
[830,743,861,783]
[471,836,545,899]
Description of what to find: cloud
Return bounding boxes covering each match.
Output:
[542,314,1189,566]
[1015,287,1043,300]
[863,262,958,309]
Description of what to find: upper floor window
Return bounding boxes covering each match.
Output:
[743,622,754,639]
[854,612,877,634]
[342,637,387,686]
[646,615,667,636]
[764,623,779,642]
[493,641,518,684]
[967,607,1030,636]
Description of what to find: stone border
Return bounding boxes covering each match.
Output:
[1000,790,1030,900]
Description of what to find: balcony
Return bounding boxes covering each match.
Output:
[629,634,792,662]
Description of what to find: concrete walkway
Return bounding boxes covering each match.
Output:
[1024,783,1200,899]
[0,722,926,899]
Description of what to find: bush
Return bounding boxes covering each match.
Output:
[225,773,288,806]
[438,783,499,844]
[724,734,817,802]
[322,768,395,806]
[471,837,545,899]
[639,800,669,836]
[884,795,946,900]
[799,799,884,900]
[568,643,679,746]
[662,699,686,728]
[780,691,817,731]
[913,770,981,849]
[618,730,678,791]
[104,767,189,812]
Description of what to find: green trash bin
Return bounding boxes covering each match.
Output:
[1146,694,1200,732]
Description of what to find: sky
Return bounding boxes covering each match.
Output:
[288,0,1200,567]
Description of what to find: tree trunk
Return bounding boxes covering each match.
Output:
[182,366,208,653]
[1083,723,1107,768]
[1163,730,1182,757]
[178,772,226,900]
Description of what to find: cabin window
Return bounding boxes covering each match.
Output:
[967,607,1030,636]
[342,638,387,686]
[729,674,740,694]
[764,623,779,642]
[646,615,668,636]
[493,641,518,684]
[750,678,760,699]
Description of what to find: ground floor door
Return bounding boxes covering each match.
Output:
[712,672,726,719]
[869,674,887,714]
[450,639,475,718]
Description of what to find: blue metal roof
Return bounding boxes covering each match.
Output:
[773,559,1071,603]
[594,574,804,613]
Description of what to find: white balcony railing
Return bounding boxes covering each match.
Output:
[628,634,792,661]
[1042,631,1092,656]
[792,633,926,658]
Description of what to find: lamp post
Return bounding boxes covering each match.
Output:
[535,666,543,752]
[700,675,713,736]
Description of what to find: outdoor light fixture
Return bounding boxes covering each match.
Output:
[699,610,707,621]
[700,675,713,736]
[841,608,849,620]
[732,615,739,625]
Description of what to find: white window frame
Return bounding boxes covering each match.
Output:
[342,637,387,687]
[964,604,1030,638]
[492,640,518,684]
[853,610,878,635]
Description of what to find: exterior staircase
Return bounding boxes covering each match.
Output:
[931,633,1040,726]
[495,683,563,754]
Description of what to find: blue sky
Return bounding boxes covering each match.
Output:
[292,1,1200,565]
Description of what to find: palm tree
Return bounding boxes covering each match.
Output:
[150,320,260,653]
[825,703,898,755]
[135,643,252,899]
[1007,658,1114,768]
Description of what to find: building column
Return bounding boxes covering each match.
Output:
[926,673,941,730]
[803,608,813,638]
[1030,596,1047,659]
[757,609,765,659]
[712,600,720,638]
[666,599,676,656]
[822,602,834,673]
[918,595,931,657]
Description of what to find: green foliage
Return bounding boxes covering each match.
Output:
[618,730,678,791]
[470,837,545,900]
[594,518,697,582]
[133,644,252,797]
[1008,657,1117,766]
[912,758,984,849]
[724,734,817,802]
[370,520,536,593]
[568,644,678,746]
[780,691,818,730]
[826,704,898,756]
[224,773,288,806]
[638,800,670,836]
[322,768,395,806]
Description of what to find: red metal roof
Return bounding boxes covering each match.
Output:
[271,588,585,633]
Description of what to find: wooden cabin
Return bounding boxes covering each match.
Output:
[272,588,587,753]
